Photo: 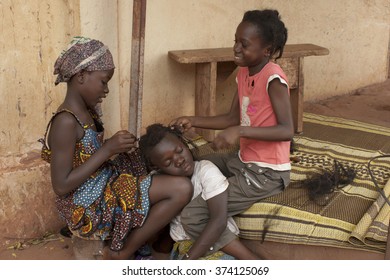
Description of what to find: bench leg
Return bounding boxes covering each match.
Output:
[290,57,304,134]
[195,62,217,141]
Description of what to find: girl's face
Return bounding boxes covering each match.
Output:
[148,134,194,177]
[81,68,114,108]
[233,21,270,75]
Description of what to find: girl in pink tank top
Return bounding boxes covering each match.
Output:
[170,11,293,259]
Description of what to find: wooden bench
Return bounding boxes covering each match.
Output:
[168,44,329,141]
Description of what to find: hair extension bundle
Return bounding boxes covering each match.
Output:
[302,160,356,205]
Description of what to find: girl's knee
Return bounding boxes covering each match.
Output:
[149,175,192,205]
[171,176,193,204]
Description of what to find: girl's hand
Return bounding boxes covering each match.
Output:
[170,116,193,132]
[212,126,240,150]
[103,130,137,157]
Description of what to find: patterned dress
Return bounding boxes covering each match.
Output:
[39,109,151,251]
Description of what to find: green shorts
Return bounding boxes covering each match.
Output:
[181,152,290,253]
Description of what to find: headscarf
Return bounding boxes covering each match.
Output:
[53,36,115,85]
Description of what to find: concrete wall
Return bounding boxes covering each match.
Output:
[0,0,389,241]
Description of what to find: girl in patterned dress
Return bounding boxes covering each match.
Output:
[40,37,192,260]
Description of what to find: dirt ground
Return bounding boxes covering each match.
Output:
[0,78,389,260]
[304,78,390,128]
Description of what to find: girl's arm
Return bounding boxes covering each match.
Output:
[49,113,136,196]
[173,92,240,131]
[185,190,228,260]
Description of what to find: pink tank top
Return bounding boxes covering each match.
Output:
[236,62,291,171]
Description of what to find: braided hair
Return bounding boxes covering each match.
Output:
[139,123,192,171]
[242,9,288,60]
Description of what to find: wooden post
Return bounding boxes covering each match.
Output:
[290,57,304,133]
[129,0,147,137]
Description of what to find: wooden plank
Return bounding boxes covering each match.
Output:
[282,43,329,58]
[129,0,147,137]
[169,48,233,63]
[168,44,329,64]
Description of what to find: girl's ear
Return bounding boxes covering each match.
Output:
[264,45,272,57]
[76,70,85,84]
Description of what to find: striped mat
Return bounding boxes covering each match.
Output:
[233,113,390,253]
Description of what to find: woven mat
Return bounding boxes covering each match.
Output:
[193,113,390,253]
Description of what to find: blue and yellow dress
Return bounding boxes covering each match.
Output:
[39,109,151,251]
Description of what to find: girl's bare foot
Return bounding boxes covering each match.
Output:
[102,245,134,260]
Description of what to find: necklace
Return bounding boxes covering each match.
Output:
[83,122,95,129]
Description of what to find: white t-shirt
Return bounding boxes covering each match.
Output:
[170,160,239,242]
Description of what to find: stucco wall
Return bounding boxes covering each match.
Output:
[0,0,389,241]
[0,0,81,240]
